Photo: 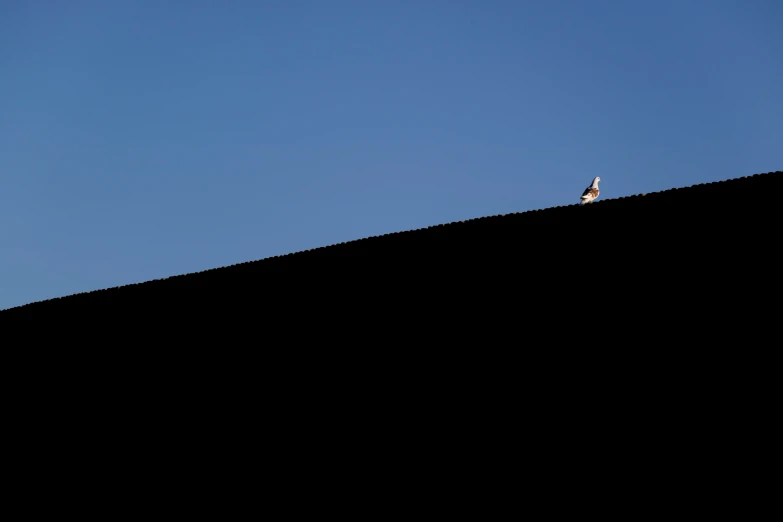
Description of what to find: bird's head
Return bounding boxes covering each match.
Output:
[593,176,601,186]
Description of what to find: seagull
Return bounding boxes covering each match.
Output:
[579,176,600,205]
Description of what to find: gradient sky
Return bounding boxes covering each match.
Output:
[2,0,781,310]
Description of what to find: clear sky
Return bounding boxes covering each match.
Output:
[1,0,781,310]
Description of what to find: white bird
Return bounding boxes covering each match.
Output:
[579,176,600,205]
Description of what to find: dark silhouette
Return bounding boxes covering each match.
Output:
[3,171,781,339]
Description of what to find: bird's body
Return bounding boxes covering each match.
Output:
[579,177,600,205]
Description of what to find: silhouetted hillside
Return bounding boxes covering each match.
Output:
[3,170,781,339]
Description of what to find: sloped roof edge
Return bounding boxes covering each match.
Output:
[2,170,781,310]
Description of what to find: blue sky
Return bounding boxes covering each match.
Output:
[1,0,781,309]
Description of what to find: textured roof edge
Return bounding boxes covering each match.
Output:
[3,170,780,310]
